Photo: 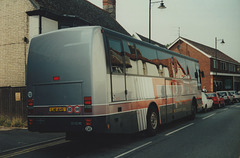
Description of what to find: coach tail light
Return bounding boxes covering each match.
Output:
[28,99,34,107]
[84,96,92,112]
[28,118,34,126]
[85,118,93,132]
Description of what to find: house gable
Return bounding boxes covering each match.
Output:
[169,37,239,65]
[168,37,211,59]
[28,0,130,36]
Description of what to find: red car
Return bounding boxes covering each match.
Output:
[206,92,225,108]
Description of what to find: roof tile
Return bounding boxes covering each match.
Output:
[33,0,130,36]
[181,37,239,64]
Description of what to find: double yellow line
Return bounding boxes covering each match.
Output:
[0,139,69,158]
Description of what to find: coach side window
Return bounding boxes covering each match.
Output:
[185,60,196,79]
[174,57,188,79]
[135,44,158,76]
[156,51,172,77]
[195,63,201,90]
[122,40,137,75]
[108,38,124,74]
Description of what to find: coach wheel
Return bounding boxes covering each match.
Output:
[147,107,159,136]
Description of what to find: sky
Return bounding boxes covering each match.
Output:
[87,0,240,62]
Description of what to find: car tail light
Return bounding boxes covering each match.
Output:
[28,99,34,107]
[84,97,92,112]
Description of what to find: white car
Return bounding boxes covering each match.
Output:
[217,91,233,105]
[227,91,234,104]
[201,92,214,112]
[229,91,240,103]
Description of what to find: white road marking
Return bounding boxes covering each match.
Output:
[202,113,215,120]
[165,123,194,136]
[114,141,152,158]
[222,108,228,111]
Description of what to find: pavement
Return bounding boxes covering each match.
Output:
[0,126,65,154]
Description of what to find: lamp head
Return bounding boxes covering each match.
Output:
[158,1,166,9]
[221,39,225,44]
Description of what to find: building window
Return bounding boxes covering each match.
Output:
[213,59,218,69]
[225,79,232,90]
[214,80,223,91]
[229,64,236,72]
[220,62,227,71]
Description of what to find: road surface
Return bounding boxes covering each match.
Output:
[1,104,240,158]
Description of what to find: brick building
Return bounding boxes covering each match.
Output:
[169,37,240,92]
[0,0,129,87]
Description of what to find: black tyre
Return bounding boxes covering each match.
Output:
[189,99,196,120]
[222,102,225,107]
[146,107,159,136]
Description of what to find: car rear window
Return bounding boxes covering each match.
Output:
[206,93,216,97]
[218,92,227,96]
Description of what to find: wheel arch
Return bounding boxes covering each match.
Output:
[147,101,160,124]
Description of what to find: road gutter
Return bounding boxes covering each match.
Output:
[0,136,66,157]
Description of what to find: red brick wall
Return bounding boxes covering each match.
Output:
[170,41,212,92]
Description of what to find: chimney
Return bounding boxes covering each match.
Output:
[103,0,116,19]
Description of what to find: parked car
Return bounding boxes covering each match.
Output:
[206,92,225,108]
[216,91,233,105]
[227,92,234,104]
[228,91,240,103]
[201,92,214,112]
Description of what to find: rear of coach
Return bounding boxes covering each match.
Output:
[26,26,108,134]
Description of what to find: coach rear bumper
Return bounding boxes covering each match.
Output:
[28,116,107,133]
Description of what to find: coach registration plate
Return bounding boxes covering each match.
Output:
[49,107,66,112]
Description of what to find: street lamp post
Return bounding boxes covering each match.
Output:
[214,37,225,91]
[149,0,166,43]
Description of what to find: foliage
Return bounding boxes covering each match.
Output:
[0,115,27,128]
[165,42,173,48]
